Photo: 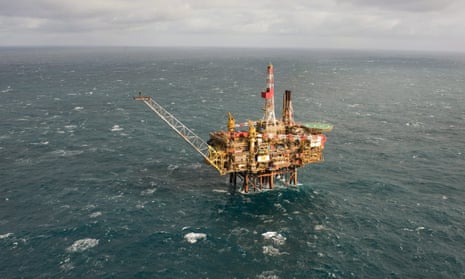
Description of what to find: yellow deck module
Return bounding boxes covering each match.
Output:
[134,64,333,192]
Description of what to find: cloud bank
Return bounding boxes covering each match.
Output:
[1,0,464,51]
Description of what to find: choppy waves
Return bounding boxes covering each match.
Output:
[0,47,464,278]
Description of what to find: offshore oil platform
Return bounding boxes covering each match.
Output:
[134,64,332,192]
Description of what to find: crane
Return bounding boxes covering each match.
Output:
[133,94,226,175]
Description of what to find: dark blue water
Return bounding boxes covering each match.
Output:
[1,47,464,278]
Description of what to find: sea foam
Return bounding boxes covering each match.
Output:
[66,238,99,253]
[262,231,286,246]
[184,232,207,244]
[111,125,123,132]
[262,245,288,256]
[0,233,13,239]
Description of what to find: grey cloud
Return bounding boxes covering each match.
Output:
[0,0,464,51]
[335,0,457,12]
[1,0,191,32]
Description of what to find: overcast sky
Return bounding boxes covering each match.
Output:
[1,0,465,52]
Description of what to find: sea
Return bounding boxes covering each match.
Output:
[0,47,464,278]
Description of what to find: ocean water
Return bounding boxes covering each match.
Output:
[0,47,464,278]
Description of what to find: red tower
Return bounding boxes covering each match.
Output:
[261,64,276,124]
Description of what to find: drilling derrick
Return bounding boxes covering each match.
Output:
[134,64,333,193]
[261,64,276,125]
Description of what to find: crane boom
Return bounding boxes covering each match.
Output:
[133,95,225,175]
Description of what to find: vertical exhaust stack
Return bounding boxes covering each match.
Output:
[261,64,276,125]
[282,90,294,125]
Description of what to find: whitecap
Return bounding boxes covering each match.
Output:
[167,164,178,171]
[415,226,425,232]
[73,106,84,111]
[1,86,12,93]
[0,233,13,239]
[59,257,74,271]
[262,245,287,256]
[89,212,102,218]
[30,141,49,146]
[66,238,99,253]
[52,150,84,157]
[405,121,423,128]
[111,125,123,132]
[212,189,227,193]
[184,232,207,244]
[262,232,286,246]
[140,188,157,196]
[256,270,279,279]
[262,231,278,239]
[314,225,325,231]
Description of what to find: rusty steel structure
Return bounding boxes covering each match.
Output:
[134,64,332,192]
